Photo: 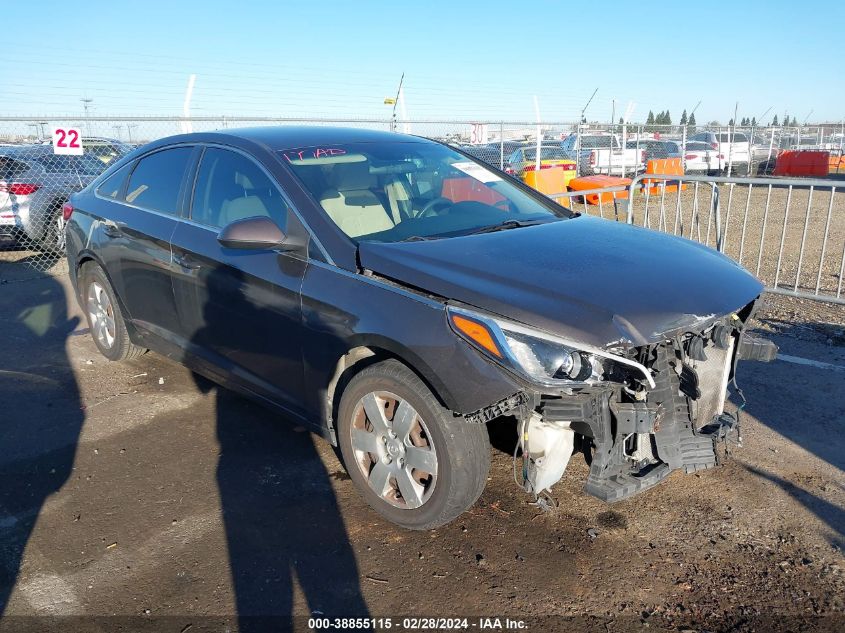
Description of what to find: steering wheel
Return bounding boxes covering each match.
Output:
[415,197,453,218]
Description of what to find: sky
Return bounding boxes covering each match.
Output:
[2,0,843,126]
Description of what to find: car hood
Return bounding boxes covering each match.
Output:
[358,216,764,348]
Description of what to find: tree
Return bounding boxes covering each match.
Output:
[619,117,624,124]
[783,115,791,127]
[729,118,735,126]
[688,112,696,133]
[664,111,672,125]
[646,110,654,131]
[771,114,779,126]
[751,117,757,127]
[680,109,688,125]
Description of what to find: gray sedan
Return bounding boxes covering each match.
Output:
[1,146,107,251]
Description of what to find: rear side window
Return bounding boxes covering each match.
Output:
[718,133,748,143]
[0,157,31,180]
[125,147,193,214]
[190,147,288,229]
[97,163,133,199]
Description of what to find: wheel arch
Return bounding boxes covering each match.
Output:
[75,252,141,344]
[325,336,461,443]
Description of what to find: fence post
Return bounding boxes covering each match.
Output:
[621,122,627,179]
[500,121,504,169]
[575,123,581,175]
[681,125,687,171]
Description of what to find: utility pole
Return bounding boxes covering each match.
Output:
[81,98,93,136]
[580,87,598,123]
[391,73,404,133]
[126,124,137,144]
[689,100,702,118]
[113,125,123,141]
[38,121,49,139]
[27,123,39,140]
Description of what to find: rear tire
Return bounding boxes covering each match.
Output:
[79,262,146,362]
[337,359,490,530]
[39,206,66,253]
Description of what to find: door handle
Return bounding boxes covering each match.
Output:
[174,253,201,271]
[102,222,122,238]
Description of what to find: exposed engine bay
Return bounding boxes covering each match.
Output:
[512,304,778,503]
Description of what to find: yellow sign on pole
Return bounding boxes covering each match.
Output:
[384,98,396,105]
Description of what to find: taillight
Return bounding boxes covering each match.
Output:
[62,202,74,221]
[504,166,515,175]
[685,154,697,160]
[711,143,718,150]
[0,183,39,195]
[563,163,575,171]
[589,152,595,165]
[718,154,724,159]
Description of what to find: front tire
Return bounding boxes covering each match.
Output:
[79,262,146,362]
[337,359,490,530]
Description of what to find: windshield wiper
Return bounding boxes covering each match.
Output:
[399,235,438,242]
[464,219,544,236]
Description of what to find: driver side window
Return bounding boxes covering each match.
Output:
[191,148,289,230]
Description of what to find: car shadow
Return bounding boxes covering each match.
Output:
[733,323,845,473]
[743,464,844,550]
[189,265,369,631]
[0,274,81,613]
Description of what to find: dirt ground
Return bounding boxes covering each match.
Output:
[0,258,843,633]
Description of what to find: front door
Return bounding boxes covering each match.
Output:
[170,146,307,415]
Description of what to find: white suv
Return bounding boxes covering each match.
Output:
[688,131,751,175]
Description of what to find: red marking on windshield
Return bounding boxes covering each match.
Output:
[283,148,347,161]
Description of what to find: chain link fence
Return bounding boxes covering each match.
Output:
[2,116,843,292]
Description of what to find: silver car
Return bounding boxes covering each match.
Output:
[0,146,106,251]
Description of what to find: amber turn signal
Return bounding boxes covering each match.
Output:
[450,314,503,358]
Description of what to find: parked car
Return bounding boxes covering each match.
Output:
[625,139,681,163]
[461,141,530,170]
[0,146,106,249]
[506,145,577,187]
[688,131,751,174]
[682,141,724,174]
[65,127,775,530]
[83,137,135,166]
[561,133,645,176]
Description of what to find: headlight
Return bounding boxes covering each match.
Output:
[448,306,654,388]
[501,329,597,382]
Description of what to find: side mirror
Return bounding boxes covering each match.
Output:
[217,216,287,250]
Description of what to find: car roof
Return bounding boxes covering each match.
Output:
[201,126,429,149]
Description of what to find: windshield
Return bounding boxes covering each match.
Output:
[280,142,570,243]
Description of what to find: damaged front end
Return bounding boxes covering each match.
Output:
[451,301,778,504]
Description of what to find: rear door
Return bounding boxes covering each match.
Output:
[170,145,308,414]
[104,146,197,350]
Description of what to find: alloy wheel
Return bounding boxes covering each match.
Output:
[349,391,438,509]
[87,281,116,349]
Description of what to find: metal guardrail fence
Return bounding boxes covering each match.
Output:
[1,116,843,305]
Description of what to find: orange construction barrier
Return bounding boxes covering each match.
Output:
[773,151,829,177]
[642,158,686,195]
[567,175,631,205]
[522,165,574,196]
[828,154,845,174]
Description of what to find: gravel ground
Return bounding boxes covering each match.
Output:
[0,262,843,633]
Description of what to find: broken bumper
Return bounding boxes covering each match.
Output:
[523,328,778,503]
